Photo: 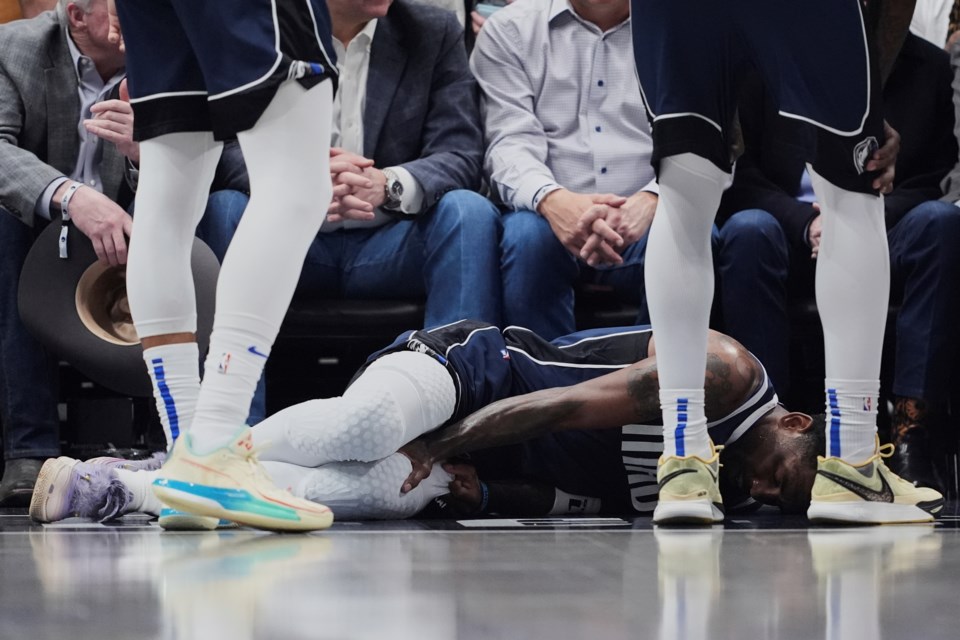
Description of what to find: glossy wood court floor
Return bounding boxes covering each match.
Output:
[2,505,959,639]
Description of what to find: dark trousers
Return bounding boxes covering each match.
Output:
[718,201,960,403]
[0,210,60,461]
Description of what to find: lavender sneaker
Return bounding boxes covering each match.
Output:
[29,457,134,523]
[86,451,166,472]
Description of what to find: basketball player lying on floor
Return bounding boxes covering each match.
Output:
[28,321,941,524]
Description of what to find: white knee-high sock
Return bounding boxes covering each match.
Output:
[810,167,888,463]
[127,132,222,442]
[190,80,334,451]
[253,351,456,466]
[262,455,454,520]
[645,154,729,458]
[142,343,200,450]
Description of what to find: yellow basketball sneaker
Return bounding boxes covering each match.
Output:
[152,427,333,532]
[653,445,724,525]
[807,442,944,524]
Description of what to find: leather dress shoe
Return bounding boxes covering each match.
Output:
[887,429,945,495]
[0,459,45,508]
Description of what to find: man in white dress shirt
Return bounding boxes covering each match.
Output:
[472,0,714,338]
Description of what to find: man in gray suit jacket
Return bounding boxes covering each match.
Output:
[197,0,502,336]
[0,0,134,505]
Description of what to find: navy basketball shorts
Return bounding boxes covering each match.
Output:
[354,321,654,424]
[631,0,885,194]
[115,0,338,141]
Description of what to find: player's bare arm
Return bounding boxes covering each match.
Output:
[401,331,764,492]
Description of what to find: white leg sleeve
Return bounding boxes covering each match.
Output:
[262,455,453,521]
[644,153,728,458]
[190,80,335,449]
[126,132,222,337]
[253,351,456,466]
[810,166,888,462]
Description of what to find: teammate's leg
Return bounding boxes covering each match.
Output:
[126,133,222,449]
[631,0,734,523]
[758,0,946,522]
[117,0,339,530]
[809,169,888,464]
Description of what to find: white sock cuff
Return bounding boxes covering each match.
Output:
[142,342,200,371]
[659,388,707,407]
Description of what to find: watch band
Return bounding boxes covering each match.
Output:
[382,168,404,211]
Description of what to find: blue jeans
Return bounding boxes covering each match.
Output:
[501,209,720,339]
[718,201,960,402]
[0,210,60,461]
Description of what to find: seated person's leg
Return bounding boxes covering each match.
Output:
[501,210,577,339]
[418,189,502,326]
[195,189,249,263]
[0,211,60,506]
[716,209,791,394]
[886,200,960,489]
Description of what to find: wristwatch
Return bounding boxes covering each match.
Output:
[382,168,404,211]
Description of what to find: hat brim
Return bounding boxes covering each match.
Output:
[18,223,219,397]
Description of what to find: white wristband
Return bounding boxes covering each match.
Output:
[549,488,602,515]
[58,182,83,259]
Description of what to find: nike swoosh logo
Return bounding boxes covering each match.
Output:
[658,468,698,489]
[817,468,894,503]
[247,346,269,358]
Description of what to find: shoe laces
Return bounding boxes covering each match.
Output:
[878,443,895,459]
[242,441,277,483]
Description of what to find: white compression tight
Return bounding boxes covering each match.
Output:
[644,153,729,458]
[810,167,889,463]
[126,133,222,337]
[126,132,223,449]
[195,81,334,450]
[262,455,454,520]
[253,351,457,466]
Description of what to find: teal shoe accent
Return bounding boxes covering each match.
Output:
[159,507,233,528]
[154,478,301,522]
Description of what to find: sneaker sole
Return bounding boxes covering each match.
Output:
[28,457,78,523]
[154,482,333,532]
[807,500,941,524]
[653,499,724,525]
[158,509,220,531]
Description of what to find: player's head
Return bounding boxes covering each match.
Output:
[719,407,825,513]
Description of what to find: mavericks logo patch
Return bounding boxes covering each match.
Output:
[853,136,879,175]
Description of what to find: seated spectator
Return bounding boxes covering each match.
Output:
[940,33,960,201]
[0,0,133,506]
[472,0,715,339]
[717,33,960,492]
[197,0,501,343]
